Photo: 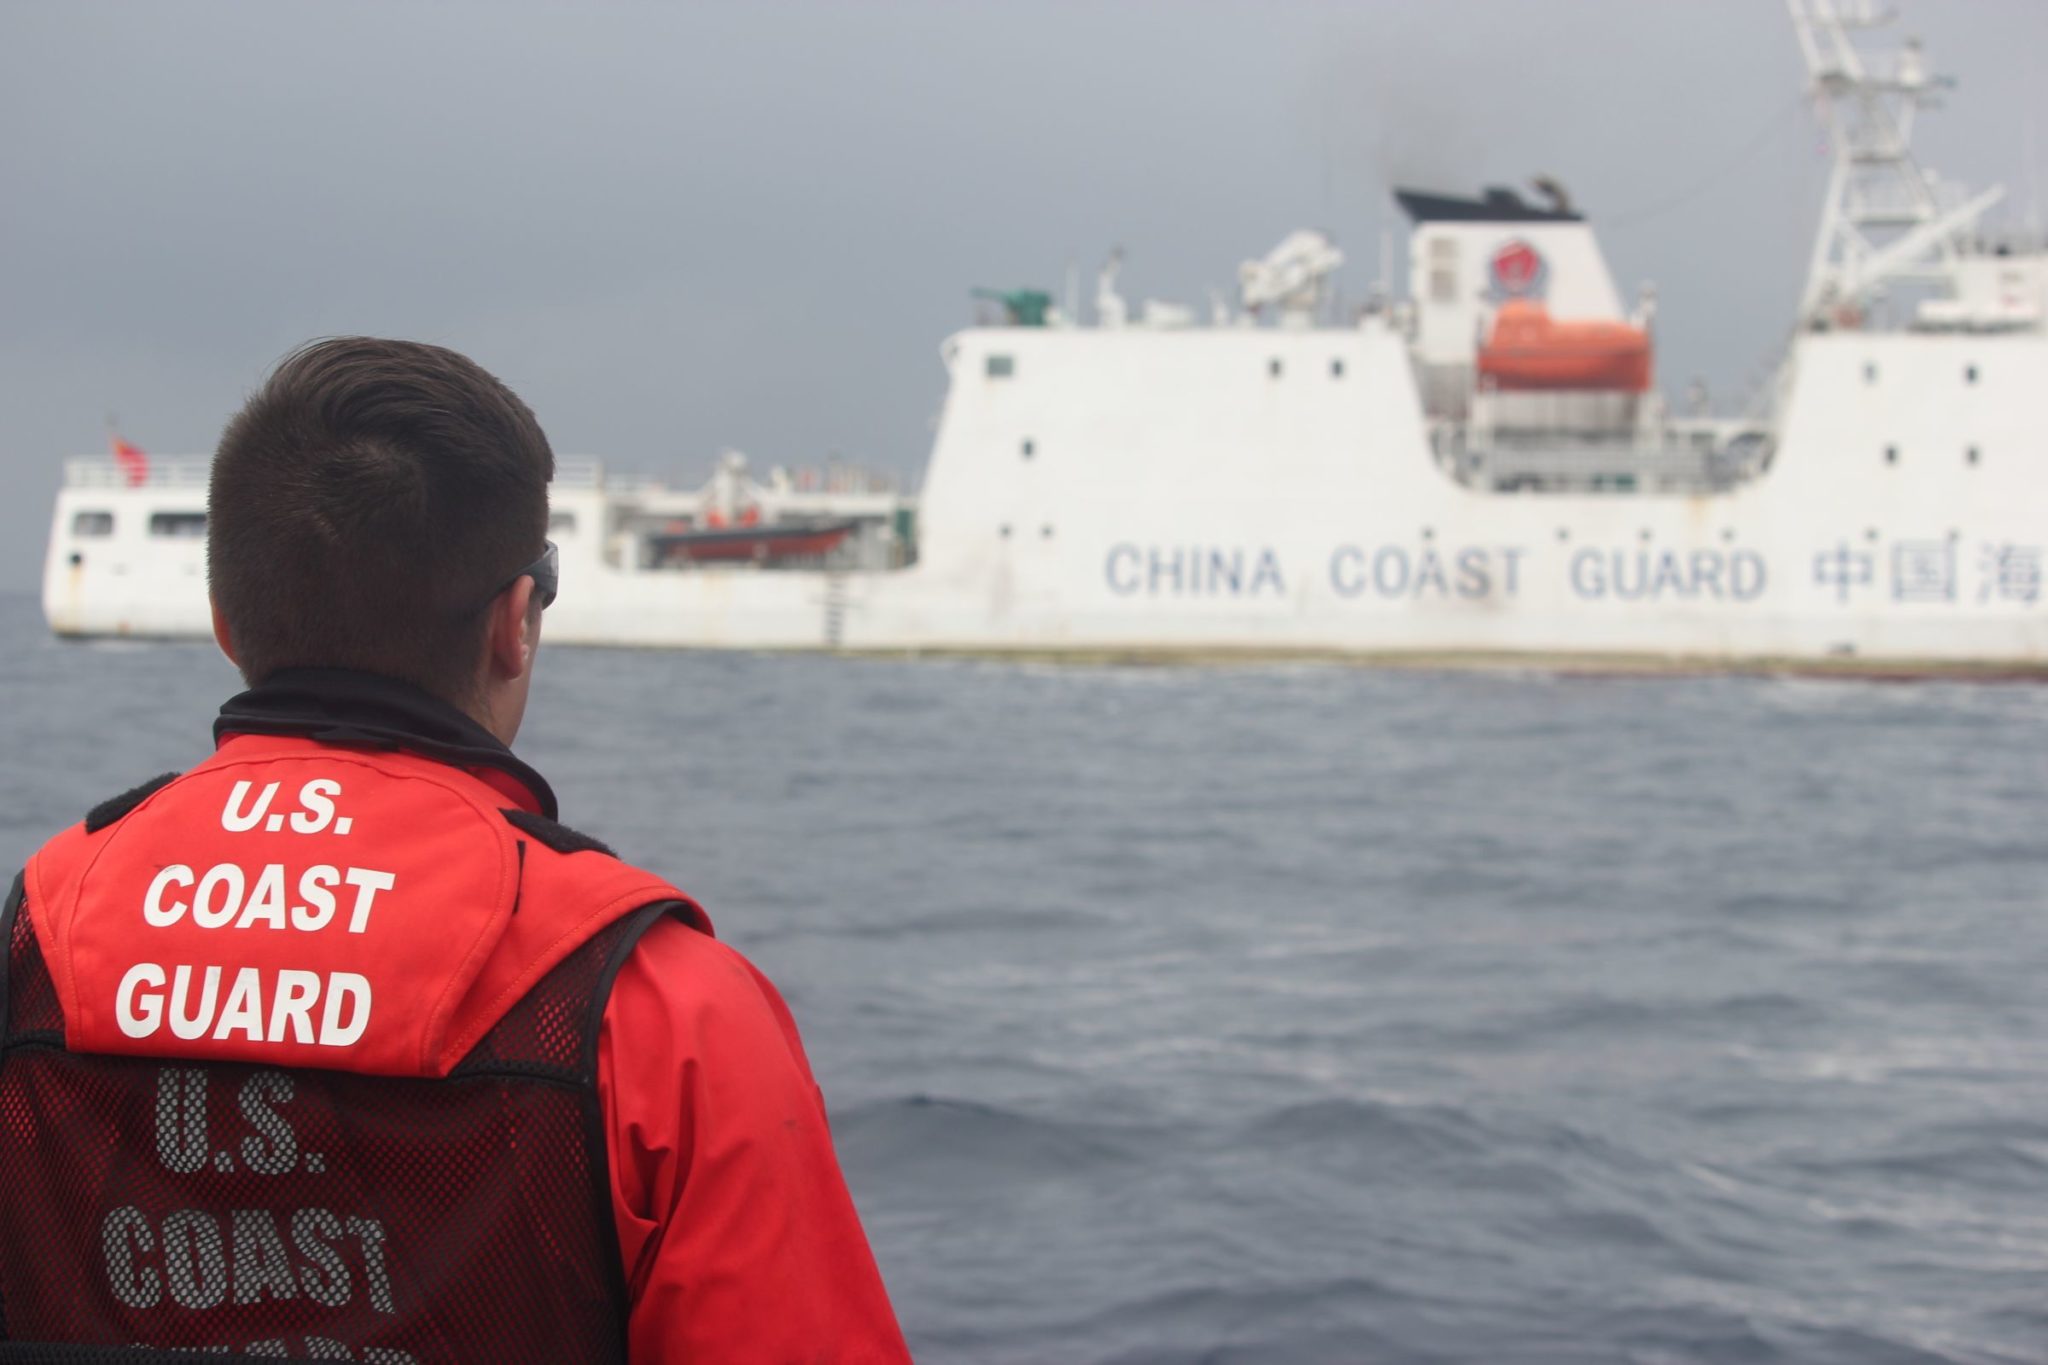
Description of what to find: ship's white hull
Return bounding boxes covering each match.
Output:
[47,326,2048,672]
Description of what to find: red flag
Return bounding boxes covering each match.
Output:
[110,436,148,487]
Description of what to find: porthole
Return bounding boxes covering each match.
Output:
[1884,445,1898,465]
[1331,358,1345,378]
[998,524,1012,539]
[1268,358,1283,378]
[1967,445,1980,466]
[1864,363,1878,384]
[1021,439,1035,459]
[1966,365,1979,385]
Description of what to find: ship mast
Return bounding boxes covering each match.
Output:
[1788,0,2003,327]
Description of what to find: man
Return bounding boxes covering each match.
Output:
[0,338,909,1363]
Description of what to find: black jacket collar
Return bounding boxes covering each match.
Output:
[213,669,558,820]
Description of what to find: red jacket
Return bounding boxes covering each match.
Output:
[19,671,910,1363]
[600,920,907,1363]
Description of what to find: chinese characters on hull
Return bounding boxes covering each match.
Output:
[1814,538,2043,606]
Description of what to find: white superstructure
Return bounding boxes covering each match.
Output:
[42,1,2048,670]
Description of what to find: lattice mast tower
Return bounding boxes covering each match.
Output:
[1788,0,2002,327]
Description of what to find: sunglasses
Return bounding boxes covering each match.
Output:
[489,540,559,612]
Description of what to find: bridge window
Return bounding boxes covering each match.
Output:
[986,354,1015,378]
[548,510,578,534]
[148,511,206,537]
[1428,238,1457,303]
[71,510,113,537]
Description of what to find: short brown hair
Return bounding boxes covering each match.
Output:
[209,337,554,700]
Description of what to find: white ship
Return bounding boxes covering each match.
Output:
[42,2,2048,672]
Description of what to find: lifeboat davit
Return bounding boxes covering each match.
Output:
[1477,299,1651,392]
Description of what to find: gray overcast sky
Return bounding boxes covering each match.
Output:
[3,0,2045,588]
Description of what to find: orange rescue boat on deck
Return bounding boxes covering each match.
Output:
[1477,299,1652,392]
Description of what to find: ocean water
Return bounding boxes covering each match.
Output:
[2,592,2046,1364]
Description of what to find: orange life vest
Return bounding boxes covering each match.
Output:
[2,735,709,1361]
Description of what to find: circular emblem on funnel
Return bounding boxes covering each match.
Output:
[1489,239,1548,298]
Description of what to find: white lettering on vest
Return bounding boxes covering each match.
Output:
[296,865,340,931]
[222,776,358,837]
[116,963,166,1038]
[289,779,342,834]
[342,869,394,934]
[213,967,265,1041]
[114,970,372,1047]
[191,865,245,929]
[346,1215,396,1313]
[221,781,280,833]
[97,1207,401,1323]
[161,1208,227,1308]
[237,863,288,929]
[319,975,372,1048]
[168,965,222,1041]
[292,1207,351,1306]
[137,863,394,933]
[101,1206,160,1308]
[143,865,194,927]
[267,971,322,1046]
[230,1207,300,1305]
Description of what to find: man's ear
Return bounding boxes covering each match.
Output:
[486,577,538,683]
[209,599,239,668]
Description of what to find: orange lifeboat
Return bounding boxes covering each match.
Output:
[1477,299,1652,392]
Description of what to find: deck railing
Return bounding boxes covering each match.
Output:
[64,456,212,488]
[64,455,616,491]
